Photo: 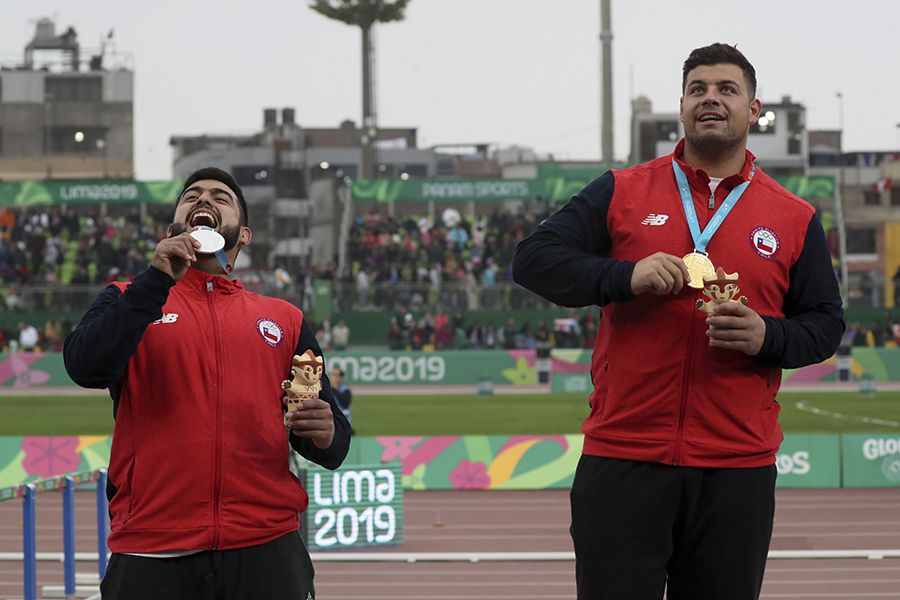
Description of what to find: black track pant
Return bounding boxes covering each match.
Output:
[570,455,776,600]
[100,530,315,600]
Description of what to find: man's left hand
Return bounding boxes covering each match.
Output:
[285,396,335,449]
[705,301,766,356]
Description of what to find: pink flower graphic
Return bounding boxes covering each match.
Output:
[22,437,81,478]
[449,459,490,490]
[376,436,423,462]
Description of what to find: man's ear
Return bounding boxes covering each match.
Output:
[166,223,174,238]
[749,98,762,124]
[239,226,252,247]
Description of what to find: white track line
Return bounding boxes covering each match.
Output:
[793,401,900,427]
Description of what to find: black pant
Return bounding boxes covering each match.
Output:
[100,531,315,600]
[570,455,776,600]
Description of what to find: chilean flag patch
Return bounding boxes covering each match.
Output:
[750,226,779,259]
[256,318,284,347]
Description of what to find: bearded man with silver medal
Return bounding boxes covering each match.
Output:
[64,168,348,600]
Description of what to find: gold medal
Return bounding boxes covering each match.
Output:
[682,252,715,289]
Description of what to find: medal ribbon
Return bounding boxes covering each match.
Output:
[213,249,232,275]
[672,159,754,254]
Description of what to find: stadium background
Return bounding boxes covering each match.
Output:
[1,4,900,599]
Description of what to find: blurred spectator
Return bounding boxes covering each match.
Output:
[332,320,350,351]
[553,312,582,348]
[43,319,63,352]
[500,318,518,349]
[316,318,333,351]
[329,367,354,435]
[483,322,499,349]
[18,321,39,352]
[434,322,454,349]
[274,264,293,290]
[871,320,886,346]
[387,319,404,350]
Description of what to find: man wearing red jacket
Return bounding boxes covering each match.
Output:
[513,44,844,599]
[64,167,350,600]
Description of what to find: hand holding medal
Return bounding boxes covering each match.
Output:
[630,252,692,295]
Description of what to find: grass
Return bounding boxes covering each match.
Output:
[1,390,899,436]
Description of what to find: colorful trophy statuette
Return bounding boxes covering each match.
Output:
[281,349,323,412]
[695,267,749,314]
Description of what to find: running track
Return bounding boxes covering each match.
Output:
[1,488,899,599]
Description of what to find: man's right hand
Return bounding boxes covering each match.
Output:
[151,233,201,281]
[630,252,691,296]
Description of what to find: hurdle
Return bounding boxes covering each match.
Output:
[1,468,109,600]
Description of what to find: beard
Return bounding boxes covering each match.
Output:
[170,223,242,251]
[685,123,743,160]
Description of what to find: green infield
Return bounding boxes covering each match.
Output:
[1,390,899,436]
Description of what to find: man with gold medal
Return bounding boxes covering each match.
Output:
[513,43,844,599]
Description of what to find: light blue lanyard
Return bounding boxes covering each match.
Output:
[672,159,754,254]
[213,249,232,275]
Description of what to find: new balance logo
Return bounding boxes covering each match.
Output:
[151,313,179,325]
[641,214,669,226]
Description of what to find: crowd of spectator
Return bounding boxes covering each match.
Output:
[0,319,74,353]
[0,204,172,312]
[386,306,599,351]
[340,206,554,312]
[843,311,900,348]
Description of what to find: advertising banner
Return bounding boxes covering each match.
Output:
[328,350,538,386]
[842,434,900,487]
[302,462,403,550]
[775,434,841,488]
[0,180,181,206]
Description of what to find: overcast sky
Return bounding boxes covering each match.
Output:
[2,0,898,180]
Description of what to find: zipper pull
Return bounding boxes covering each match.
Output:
[206,282,213,292]
[708,190,715,210]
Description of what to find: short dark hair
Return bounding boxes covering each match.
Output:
[682,43,757,99]
[178,167,248,227]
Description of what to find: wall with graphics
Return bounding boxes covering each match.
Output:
[5,433,900,493]
[7,348,895,390]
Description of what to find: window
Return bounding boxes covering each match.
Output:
[864,190,881,206]
[274,168,306,198]
[750,110,776,135]
[846,228,876,254]
[787,111,802,155]
[655,121,679,143]
[45,76,102,102]
[46,126,106,155]
[232,165,272,186]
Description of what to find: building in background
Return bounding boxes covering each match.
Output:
[629,95,807,176]
[171,109,456,272]
[0,18,133,180]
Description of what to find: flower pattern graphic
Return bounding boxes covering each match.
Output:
[449,459,490,489]
[21,437,80,478]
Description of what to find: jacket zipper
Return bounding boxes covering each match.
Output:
[208,280,225,550]
[675,182,715,466]
[673,305,700,466]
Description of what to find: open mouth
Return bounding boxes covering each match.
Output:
[189,210,219,228]
[698,112,726,123]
